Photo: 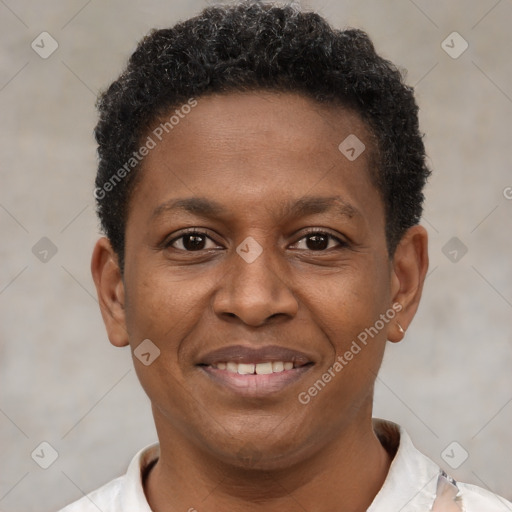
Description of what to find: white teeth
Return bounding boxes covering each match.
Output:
[255,362,273,375]
[214,361,296,374]
[237,363,255,375]
[272,361,284,372]
[227,362,238,373]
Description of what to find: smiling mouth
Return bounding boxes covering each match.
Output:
[196,344,315,396]
[198,360,314,396]
[202,360,312,375]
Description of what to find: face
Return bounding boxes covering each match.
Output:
[93,91,427,469]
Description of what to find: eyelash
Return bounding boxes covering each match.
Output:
[165,228,348,252]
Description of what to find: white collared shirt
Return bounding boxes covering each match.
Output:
[58,420,512,511]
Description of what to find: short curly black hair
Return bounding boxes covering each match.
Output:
[94,1,430,271]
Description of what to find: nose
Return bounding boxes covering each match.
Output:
[212,242,299,327]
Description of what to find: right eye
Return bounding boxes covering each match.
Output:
[166,230,222,252]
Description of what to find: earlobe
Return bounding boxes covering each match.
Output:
[388,225,429,343]
[91,237,129,347]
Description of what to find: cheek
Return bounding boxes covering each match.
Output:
[305,261,390,346]
[299,268,389,412]
[123,266,198,343]
[123,269,204,415]
[123,264,226,369]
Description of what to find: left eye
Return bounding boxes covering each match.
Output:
[292,232,345,251]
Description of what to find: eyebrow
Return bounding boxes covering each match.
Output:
[151,195,361,221]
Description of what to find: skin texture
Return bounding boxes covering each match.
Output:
[91,91,429,511]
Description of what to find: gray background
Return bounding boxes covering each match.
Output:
[1,0,511,510]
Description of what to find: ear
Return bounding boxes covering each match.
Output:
[91,237,129,347]
[388,225,429,343]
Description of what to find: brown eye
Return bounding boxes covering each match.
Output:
[168,231,219,251]
[292,231,346,251]
[305,234,330,251]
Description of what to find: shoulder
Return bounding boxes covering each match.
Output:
[371,419,512,511]
[458,481,512,511]
[57,476,123,512]
[56,444,159,512]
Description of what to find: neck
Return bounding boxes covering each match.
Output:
[145,412,393,512]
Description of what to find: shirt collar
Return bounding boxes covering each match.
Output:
[120,442,159,512]
[369,418,440,511]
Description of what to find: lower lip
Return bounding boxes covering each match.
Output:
[199,365,313,397]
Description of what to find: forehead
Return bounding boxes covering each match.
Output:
[148,91,373,164]
[129,91,382,227]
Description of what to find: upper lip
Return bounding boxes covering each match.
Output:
[198,344,314,366]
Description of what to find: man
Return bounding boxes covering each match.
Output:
[60,2,512,510]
